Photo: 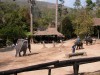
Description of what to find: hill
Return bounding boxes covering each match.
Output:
[2,0,57,9]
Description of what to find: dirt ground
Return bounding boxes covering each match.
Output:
[0,39,100,75]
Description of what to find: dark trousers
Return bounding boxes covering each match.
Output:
[72,48,75,53]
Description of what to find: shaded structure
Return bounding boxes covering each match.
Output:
[34,26,64,43]
[93,18,100,39]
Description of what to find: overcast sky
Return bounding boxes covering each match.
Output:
[36,0,96,8]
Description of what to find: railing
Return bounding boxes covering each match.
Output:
[0,56,100,75]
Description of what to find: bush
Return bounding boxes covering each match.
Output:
[6,39,13,46]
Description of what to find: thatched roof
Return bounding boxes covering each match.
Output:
[34,27,64,37]
[93,18,100,26]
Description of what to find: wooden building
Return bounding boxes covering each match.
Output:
[93,18,100,39]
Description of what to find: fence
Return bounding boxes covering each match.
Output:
[0,56,100,75]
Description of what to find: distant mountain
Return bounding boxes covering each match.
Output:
[2,0,56,9]
[2,0,72,14]
[2,0,71,9]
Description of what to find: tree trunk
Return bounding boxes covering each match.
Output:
[30,1,33,43]
[55,0,58,30]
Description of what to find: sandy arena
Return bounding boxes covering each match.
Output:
[0,39,100,75]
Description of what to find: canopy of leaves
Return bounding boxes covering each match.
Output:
[0,2,29,41]
[72,10,93,38]
[86,0,95,11]
[74,0,81,8]
[62,16,74,39]
[96,9,100,18]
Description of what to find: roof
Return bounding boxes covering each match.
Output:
[93,18,100,26]
[34,27,64,37]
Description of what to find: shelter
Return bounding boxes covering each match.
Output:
[34,27,64,43]
[93,18,100,39]
[34,27,63,36]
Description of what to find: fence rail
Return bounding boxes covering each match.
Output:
[0,56,100,75]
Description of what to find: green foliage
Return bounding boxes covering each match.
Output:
[0,25,26,39]
[74,0,81,8]
[62,16,74,39]
[72,10,93,38]
[58,0,65,17]
[6,39,13,46]
[96,0,100,7]
[96,8,100,18]
[86,0,95,10]
[0,2,28,42]
[37,8,55,29]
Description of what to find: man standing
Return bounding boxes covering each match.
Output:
[28,36,31,53]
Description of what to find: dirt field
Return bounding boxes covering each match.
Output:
[0,39,100,75]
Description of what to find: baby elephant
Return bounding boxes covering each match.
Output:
[15,39,28,57]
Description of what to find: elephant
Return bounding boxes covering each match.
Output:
[75,41,83,50]
[15,39,28,57]
[84,36,93,45]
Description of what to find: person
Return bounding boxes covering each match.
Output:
[72,44,76,53]
[27,36,31,53]
[76,36,80,43]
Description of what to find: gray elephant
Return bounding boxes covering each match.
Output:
[15,39,28,57]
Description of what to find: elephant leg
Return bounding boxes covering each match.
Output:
[19,52,21,57]
[23,50,26,56]
[15,51,17,57]
[15,50,18,57]
[15,49,19,57]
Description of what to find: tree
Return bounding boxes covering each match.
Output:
[72,10,93,38]
[86,0,95,11]
[37,9,54,29]
[73,10,93,37]
[96,9,100,18]
[58,0,64,17]
[96,0,100,7]
[58,0,68,32]
[0,2,29,42]
[62,16,74,39]
[74,0,81,8]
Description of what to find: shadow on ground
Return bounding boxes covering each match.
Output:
[26,52,40,56]
[0,46,15,52]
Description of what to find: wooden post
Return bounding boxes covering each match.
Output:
[53,41,55,47]
[42,41,46,48]
[98,30,99,39]
[48,68,51,75]
[60,40,63,47]
[73,63,79,75]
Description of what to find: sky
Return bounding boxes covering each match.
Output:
[37,0,96,8]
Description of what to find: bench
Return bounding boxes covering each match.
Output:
[67,52,87,58]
